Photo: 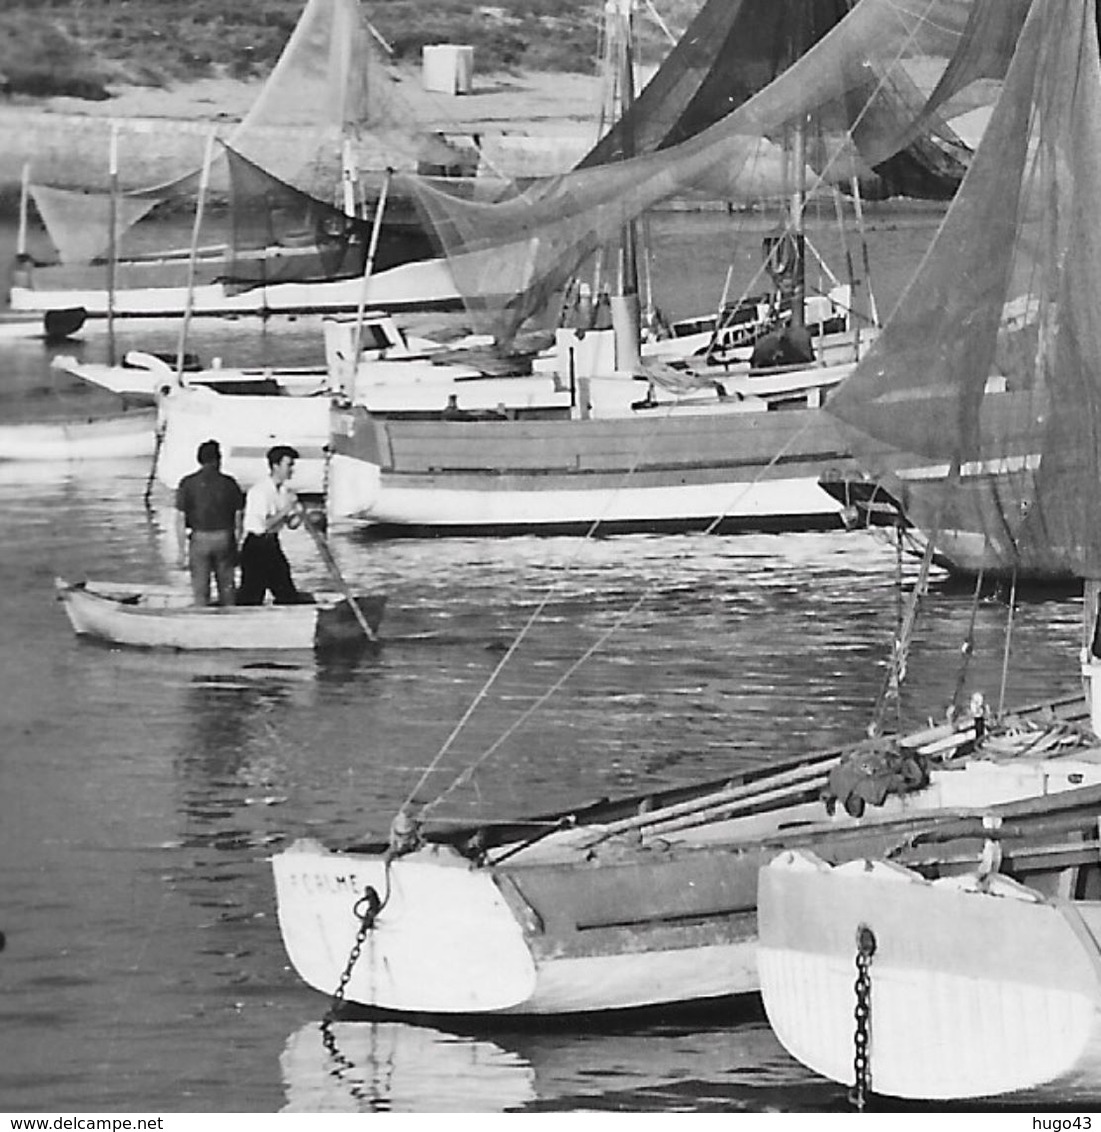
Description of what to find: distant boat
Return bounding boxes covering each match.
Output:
[0,410,155,462]
[9,0,469,326]
[56,577,385,651]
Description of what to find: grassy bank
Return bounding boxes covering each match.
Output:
[0,0,699,100]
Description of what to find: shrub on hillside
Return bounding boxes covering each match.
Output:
[0,12,111,99]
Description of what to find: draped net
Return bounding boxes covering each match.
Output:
[826,0,1101,579]
[222,146,436,293]
[30,0,462,265]
[398,0,1019,345]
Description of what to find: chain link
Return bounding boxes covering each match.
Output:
[849,923,877,1112]
[325,885,382,1021]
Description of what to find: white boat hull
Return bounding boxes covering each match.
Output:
[758,851,1101,1101]
[272,840,760,1015]
[327,397,859,535]
[273,738,1101,1017]
[0,411,155,461]
[155,386,333,494]
[10,255,460,318]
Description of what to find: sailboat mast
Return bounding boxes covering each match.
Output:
[788,8,807,331]
[608,0,642,369]
[789,113,806,330]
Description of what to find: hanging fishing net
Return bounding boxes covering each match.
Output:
[826,0,1101,579]
[398,0,1023,347]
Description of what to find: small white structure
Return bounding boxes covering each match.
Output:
[422,44,474,95]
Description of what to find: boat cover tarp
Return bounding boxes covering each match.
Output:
[824,0,1101,578]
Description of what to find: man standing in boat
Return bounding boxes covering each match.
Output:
[237,445,314,606]
[175,439,245,607]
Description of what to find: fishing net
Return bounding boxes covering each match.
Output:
[826,0,1101,578]
[399,0,1019,346]
[29,0,464,265]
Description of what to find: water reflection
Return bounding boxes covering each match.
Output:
[279,1006,837,1113]
[281,1021,536,1112]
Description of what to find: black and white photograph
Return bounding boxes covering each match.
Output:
[2,0,1097,1119]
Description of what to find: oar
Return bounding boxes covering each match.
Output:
[297,506,378,643]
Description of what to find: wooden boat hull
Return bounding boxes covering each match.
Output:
[328,396,864,536]
[57,578,384,650]
[758,850,1101,1101]
[10,254,461,319]
[0,411,155,461]
[271,722,1101,1016]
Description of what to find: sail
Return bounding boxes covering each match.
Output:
[825,0,1101,579]
[399,0,990,345]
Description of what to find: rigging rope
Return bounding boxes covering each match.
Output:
[408,412,821,824]
[869,529,936,736]
[998,568,1018,717]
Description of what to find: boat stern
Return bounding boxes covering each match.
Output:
[757,849,1101,1101]
[271,839,537,1014]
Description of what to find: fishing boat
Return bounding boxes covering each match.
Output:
[323,0,1011,538]
[273,694,1101,1016]
[9,0,467,326]
[0,410,156,462]
[56,577,384,651]
[758,803,1101,1105]
[751,0,1101,1104]
[48,311,455,406]
[270,0,1037,1017]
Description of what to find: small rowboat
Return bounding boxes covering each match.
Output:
[56,577,385,651]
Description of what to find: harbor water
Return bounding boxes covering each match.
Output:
[0,209,1092,1113]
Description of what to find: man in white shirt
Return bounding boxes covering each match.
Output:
[236,445,314,605]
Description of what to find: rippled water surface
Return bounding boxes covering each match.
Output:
[0,211,1092,1113]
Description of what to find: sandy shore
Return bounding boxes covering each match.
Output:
[47,68,607,134]
[0,68,606,196]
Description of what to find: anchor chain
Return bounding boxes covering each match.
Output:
[850,923,877,1112]
[325,885,382,1021]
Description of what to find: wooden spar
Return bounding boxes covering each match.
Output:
[106,124,119,365]
[703,263,734,363]
[175,131,217,383]
[850,173,879,327]
[998,568,1019,716]
[576,751,844,847]
[347,168,392,401]
[145,130,216,508]
[832,185,860,360]
[642,774,830,839]
[298,507,377,643]
[17,162,29,259]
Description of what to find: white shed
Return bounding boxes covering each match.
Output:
[422,44,475,95]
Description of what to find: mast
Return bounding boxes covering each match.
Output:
[106,123,119,366]
[607,0,642,370]
[789,113,807,330]
[788,8,807,331]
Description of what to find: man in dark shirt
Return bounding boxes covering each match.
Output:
[175,439,245,606]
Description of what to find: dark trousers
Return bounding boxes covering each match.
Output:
[237,533,311,606]
[188,529,236,606]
